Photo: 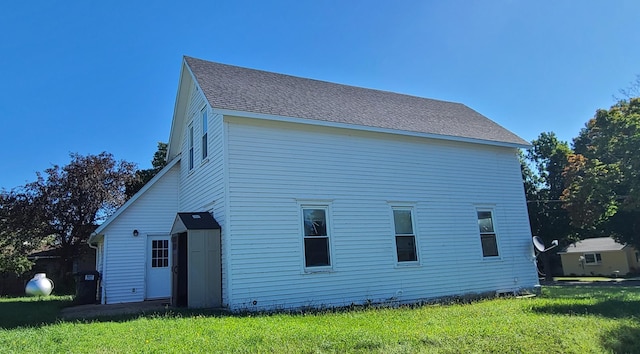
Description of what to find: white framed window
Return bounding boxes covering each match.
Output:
[188,124,194,170]
[584,253,602,265]
[392,207,418,263]
[301,205,331,269]
[201,107,208,160]
[477,210,499,257]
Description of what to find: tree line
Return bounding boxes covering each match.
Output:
[0,142,167,288]
[523,96,640,276]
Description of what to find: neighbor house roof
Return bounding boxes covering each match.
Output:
[27,248,60,260]
[559,237,627,254]
[181,56,529,148]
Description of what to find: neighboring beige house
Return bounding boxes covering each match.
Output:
[559,237,640,276]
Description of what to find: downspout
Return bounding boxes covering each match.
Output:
[88,233,100,269]
[101,236,107,304]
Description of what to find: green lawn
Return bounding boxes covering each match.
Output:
[1,287,639,353]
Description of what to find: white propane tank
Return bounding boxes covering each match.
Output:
[25,273,54,296]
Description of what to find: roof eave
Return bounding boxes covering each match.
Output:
[213,108,531,149]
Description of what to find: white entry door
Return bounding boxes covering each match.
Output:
[146,235,172,299]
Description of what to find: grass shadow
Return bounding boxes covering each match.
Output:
[17,299,431,326]
[532,299,640,319]
[542,286,640,299]
[5,286,640,329]
[0,297,73,329]
[1,297,232,329]
[601,324,640,353]
[65,307,231,324]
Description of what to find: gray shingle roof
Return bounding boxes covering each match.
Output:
[560,237,627,253]
[184,56,529,147]
[175,212,221,230]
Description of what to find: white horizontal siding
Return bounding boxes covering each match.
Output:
[100,163,180,304]
[177,81,228,305]
[225,117,536,311]
[178,82,224,214]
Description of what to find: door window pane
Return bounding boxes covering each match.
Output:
[151,239,169,268]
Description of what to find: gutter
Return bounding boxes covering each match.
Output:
[88,233,99,251]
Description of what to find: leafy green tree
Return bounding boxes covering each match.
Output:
[519,150,538,199]
[0,190,45,274]
[125,142,168,198]
[22,152,136,284]
[524,132,575,246]
[562,98,640,248]
[522,132,575,278]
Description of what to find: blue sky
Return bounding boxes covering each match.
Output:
[1,1,639,190]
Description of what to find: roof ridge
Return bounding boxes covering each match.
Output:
[184,55,465,107]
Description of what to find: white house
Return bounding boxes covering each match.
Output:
[89,56,538,310]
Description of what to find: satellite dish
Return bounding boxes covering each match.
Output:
[532,236,560,278]
[532,236,559,254]
[533,236,546,252]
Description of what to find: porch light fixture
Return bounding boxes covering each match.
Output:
[133,229,139,237]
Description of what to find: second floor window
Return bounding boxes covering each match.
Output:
[201,107,208,160]
[188,125,194,170]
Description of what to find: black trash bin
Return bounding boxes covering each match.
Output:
[74,271,100,305]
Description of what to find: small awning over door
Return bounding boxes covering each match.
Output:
[171,212,221,234]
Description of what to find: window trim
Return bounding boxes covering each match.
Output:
[476,208,500,259]
[391,206,419,265]
[201,107,208,160]
[299,203,333,272]
[583,252,602,265]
